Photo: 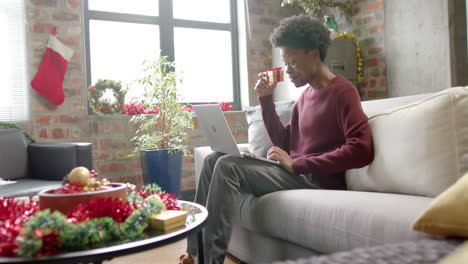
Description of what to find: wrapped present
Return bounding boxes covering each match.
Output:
[263,67,284,84]
[149,210,188,232]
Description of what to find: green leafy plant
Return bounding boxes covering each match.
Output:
[128,55,194,158]
[282,0,353,21]
[0,121,35,143]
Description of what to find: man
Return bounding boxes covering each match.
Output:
[179,14,374,264]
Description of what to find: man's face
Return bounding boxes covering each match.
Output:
[280,47,318,87]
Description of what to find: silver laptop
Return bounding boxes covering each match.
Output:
[192,104,281,166]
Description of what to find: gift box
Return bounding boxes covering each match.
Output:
[149,210,188,231]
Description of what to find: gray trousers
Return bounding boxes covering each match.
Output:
[187,152,320,264]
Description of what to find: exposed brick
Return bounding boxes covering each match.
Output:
[250,7,264,15]
[96,152,112,161]
[99,163,127,173]
[99,138,128,150]
[368,68,381,78]
[352,29,362,38]
[64,87,82,97]
[232,130,248,137]
[54,115,82,124]
[128,159,142,170]
[71,102,86,112]
[33,23,56,34]
[52,12,79,22]
[52,128,70,138]
[27,8,41,19]
[113,150,130,160]
[369,79,377,89]
[367,45,383,56]
[367,90,387,99]
[365,58,378,67]
[36,115,51,125]
[57,37,80,47]
[356,15,374,25]
[368,24,384,34]
[353,6,361,15]
[380,78,386,87]
[71,51,82,60]
[31,0,57,7]
[67,0,80,9]
[363,0,384,11]
[39,128,49,139]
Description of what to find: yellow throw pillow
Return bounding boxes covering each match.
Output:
[413,172,468,237]
[437,241,468,264]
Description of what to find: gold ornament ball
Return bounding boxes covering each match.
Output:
[69,167,91,186]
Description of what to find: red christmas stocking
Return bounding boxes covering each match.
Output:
[31,30,74,105]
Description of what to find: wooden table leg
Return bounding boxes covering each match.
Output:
[197,230,204,264]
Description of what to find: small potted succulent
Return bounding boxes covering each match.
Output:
[128,55,193,195]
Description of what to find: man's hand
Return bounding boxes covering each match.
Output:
[267,146,294,173]
[255,72,276,97]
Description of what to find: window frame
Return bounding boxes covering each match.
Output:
[84,0,241,110]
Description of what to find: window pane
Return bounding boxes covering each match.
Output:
[88,0,158,16]
[173,0,230,23]
[89,20,160,102]
[174,28,233,103]
[0,0,28,122]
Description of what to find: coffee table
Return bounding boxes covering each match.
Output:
[0,200,207,264]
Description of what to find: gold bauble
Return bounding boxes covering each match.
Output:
[69,167,91,186]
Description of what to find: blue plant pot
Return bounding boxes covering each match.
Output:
[140,148,183,196]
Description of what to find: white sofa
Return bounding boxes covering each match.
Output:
[193,87,468,263]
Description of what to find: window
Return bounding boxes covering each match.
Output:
[84,0,240,108]
[0,0,28,122]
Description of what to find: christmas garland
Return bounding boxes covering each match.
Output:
[123,101,232,115]
[0,184,179,257]
[0,122,35,143]
[335,32,363,84]
[88,79,127,115]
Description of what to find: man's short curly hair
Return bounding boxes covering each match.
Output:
[270,15,331,61]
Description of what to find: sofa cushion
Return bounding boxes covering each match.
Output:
[0,129,28,180]
[0,179,62,197]
[245,100,295,157]
[346,87,468,197]
[237,190,431,254]
[412,172,468,237]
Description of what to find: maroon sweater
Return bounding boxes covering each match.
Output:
[259,75,374,190]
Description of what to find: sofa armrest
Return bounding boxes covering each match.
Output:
[28,143,93,181]
[194,143,250,188]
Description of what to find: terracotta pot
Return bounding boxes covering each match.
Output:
[38,183,127,214]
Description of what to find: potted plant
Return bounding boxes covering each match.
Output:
[129,55,194,195]
[281,0,353,21]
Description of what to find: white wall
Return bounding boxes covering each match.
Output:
[385,0,451,97]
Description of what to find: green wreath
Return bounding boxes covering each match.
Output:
[88,79,127,115]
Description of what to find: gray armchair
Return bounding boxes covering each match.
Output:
[0,128,93,197]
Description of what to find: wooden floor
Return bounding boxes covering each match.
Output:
[106,239,240,264]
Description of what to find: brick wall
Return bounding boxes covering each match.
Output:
[23,0,288,191]
[330,0,387,100]
[245,0,300,105]
[22,0,387,192]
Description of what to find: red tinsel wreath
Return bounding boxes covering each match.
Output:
[35,231,60,257]
[0,198,39,256]
[158,192,181,210]
[132,187,180,211]
[67,197,134,223]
